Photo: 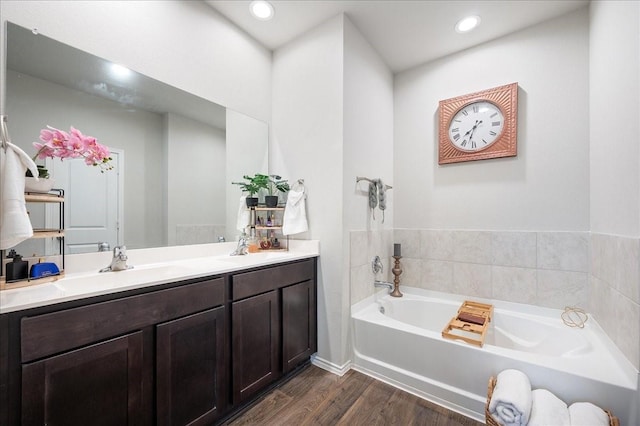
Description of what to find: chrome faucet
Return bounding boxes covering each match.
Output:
[374,280,394,292]
[230,234,249,256]
[99,245,133,272]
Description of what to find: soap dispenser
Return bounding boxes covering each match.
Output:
[6,252,29,282]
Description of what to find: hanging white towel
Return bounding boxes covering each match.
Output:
[282,188,308,235]
[236,195,250,232]
[0,142,39,249]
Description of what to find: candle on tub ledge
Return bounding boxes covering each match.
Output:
[394,243,401,257]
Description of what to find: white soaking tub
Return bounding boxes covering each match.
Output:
[351,287,639,424]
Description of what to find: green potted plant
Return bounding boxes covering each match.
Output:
[232,173,269,207]
[265,175,290,208]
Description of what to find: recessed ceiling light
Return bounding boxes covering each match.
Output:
[250,1,274,21]
[455,15,481,33]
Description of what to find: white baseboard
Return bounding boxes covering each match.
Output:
[310,354,352,376]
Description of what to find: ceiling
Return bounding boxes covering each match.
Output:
[206,0,589,73]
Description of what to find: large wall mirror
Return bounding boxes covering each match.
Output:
[4,21,268,255]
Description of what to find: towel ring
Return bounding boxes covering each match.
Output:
[292,178,306,193]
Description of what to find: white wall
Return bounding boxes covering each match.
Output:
[271,15,345,366]
[590,0,640,237]
[343,17,394,360]
[0,0,272,123]
[166,113,225,245]
[394,8,590,231]
[343,18,394,232]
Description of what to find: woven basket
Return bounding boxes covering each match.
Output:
[485,376,620,426]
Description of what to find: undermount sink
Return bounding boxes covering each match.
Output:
[223,250,291,263]
[0,282,67,307]
[58,263,199,295]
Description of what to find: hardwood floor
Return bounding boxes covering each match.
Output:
[225,365,483,425]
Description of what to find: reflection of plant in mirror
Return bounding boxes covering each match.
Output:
[267,175,290,196]
[232,174,269,197]
[27,125,114,178]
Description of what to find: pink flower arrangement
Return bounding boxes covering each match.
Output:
[32,125,113,174]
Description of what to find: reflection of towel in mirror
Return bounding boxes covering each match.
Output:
[236,196,250,232]
[1,142,39,249]
[282,189,308,235]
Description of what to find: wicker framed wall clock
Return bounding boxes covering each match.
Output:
[438,82,518,164]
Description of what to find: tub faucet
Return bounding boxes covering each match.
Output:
[99,245,133,272]
[231,234,249,256]
[374,280,394,293]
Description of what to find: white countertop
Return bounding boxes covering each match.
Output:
[0,240,319,314]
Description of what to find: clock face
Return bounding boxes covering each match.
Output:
[448,101,504,152]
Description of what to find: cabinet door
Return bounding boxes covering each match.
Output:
[232,291,279,404]
[22,331,144,426]
[282,280,316,373]
[156,307,226,426]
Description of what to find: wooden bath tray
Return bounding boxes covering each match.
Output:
[442,300,493,347]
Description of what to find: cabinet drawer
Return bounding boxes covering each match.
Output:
[232,259,314,301]
[21,277,224,363]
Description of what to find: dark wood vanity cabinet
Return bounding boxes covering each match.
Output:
[231,291,280,403]
[9,277,227,426]
[230,259,317,405]
[0,257,317,426]
[156,306,227,426]
[22,331,146,425]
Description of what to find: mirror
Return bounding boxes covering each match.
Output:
[5,22,268,255]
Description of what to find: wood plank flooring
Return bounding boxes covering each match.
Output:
[225,365,483,426]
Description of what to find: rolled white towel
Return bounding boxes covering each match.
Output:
[489,369,532,426]
[529,389,571,426]
[569,402,610,426]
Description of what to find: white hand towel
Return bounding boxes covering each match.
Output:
[282,189,308,235]
[569,402,610,426]
[236,195,250,232]
[528,389,570,426]
[489,369,532,426]
[0,142,39,249]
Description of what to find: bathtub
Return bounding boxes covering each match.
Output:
[351,287,639,424]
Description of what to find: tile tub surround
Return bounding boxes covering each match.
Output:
[351,229,589,309]
[590,233,640,370]
[349,229,639,370]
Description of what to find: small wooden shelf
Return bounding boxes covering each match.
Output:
[1,189,65,291]
[254,207,285,211]
[0,271,65,290]
[32,229,65,238]
[25,193,65,203]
